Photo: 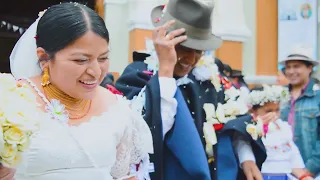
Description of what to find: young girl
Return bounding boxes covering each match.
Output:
[246,85,312,180]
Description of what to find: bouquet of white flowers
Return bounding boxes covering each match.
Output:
[0,73,40,167]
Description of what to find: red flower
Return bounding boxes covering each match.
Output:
[106,85,123,96]
[223,83,232,90]
[154,17,161,23]
[218,75,233,90]
[213,124,224,131]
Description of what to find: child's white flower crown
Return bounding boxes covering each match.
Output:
[246,85,290,108]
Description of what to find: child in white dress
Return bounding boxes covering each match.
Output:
[246,85,310,180]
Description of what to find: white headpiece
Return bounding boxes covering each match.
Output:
[10,10,47,79]
[246,85,290,108]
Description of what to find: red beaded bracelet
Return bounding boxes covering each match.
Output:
[299,173,313,180]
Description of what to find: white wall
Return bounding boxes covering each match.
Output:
[104,1,129,73]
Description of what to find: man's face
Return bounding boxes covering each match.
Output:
[173,45,203,77]
[285,60,312,86]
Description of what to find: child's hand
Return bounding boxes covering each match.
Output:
[258,112,278,124]
[242,161,263,180]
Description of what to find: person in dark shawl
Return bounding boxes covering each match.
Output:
[116,0,276,179]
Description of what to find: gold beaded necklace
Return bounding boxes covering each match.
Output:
[43,83,92,120]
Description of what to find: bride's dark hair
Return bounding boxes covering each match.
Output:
[36,2,109,58]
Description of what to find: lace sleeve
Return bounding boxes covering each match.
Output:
[111,99,153,179]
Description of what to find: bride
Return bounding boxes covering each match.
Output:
[0,2,153,180]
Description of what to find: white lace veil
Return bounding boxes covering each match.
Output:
[10,17,42,79]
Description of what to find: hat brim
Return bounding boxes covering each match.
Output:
[279,56,319,66]
[151,6,222,51]
[133,51,151,57]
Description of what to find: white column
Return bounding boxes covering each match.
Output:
[104,0,165,73]
[242,0,257,76]
[104,0,129,73]
[212,0,252,42]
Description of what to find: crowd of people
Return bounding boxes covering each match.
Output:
[0,0,319,180]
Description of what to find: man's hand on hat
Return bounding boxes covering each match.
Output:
[152,20,187,78]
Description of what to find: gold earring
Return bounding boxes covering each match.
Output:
[41,67,50,86]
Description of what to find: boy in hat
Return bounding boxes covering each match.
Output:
[280,45,320,179]
[116,0,272,179]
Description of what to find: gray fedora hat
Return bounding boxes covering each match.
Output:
[150,0,222,51]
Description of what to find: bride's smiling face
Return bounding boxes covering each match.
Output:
[37,31,110,100]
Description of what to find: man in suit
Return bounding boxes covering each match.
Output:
[116,0,272,179]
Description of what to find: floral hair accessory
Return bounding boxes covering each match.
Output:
[246,85,290,107]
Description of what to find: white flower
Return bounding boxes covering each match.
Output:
[12,83,38,103]
[3,127,28,146]
[2,104,40,132]
[203,122,217,157]
[0,126,5,152]
[203,103,219,124]
[192,66,212,82]
[145,56,159,73]
[0,74,40,168]
[1,145,22,168]
[46,99,69,123]
[193,54,222,92]
[223,100,248,117]
[205,143,214,157]
[143,38,159,73]
[0,144,18,163]
[225,86,240,101]
[246,85,290,107]
[215,103,226,123]
[211,76,222,92]
[246,124,258,140]
[203,122,217,145]
[176,75,193,86]
[237,87,250,103]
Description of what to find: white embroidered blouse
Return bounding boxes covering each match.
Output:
[261,119,305,173]
[14,79,153,180]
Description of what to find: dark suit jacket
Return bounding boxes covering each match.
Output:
[116,62,266,180]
